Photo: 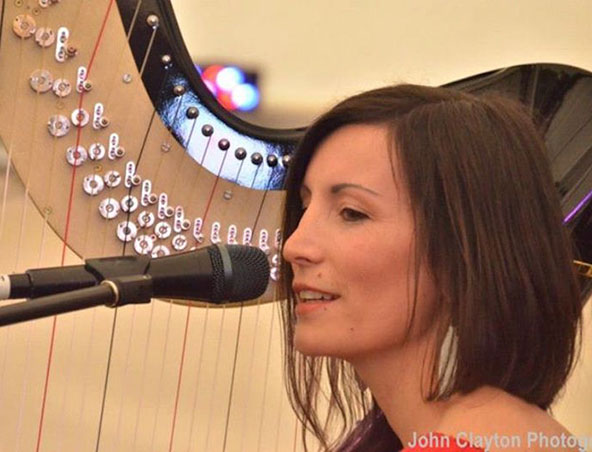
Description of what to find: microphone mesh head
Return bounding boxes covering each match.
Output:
[207,246,226,302]
[226,245,270,302]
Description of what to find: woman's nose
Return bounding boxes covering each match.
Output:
[282,207,323,266]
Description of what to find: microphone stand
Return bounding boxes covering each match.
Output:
[0,274,153,327]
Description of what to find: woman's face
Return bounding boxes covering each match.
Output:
[283,124,438,361]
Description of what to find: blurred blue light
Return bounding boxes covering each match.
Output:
[217,66,245,91]
[232,83,260,111]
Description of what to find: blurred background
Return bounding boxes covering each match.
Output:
[173,0,592,128]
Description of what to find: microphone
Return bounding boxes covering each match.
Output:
[0,244,270,303]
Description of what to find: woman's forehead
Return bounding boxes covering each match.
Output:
[302,124,404,193]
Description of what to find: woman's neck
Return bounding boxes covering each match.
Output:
[349,333,452,447]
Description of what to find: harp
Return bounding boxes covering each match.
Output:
[0,1,590,451]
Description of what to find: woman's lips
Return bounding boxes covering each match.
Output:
[295,293,339,316]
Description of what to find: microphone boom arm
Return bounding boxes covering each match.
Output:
[0,274,153,327]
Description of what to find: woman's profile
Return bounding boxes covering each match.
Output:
[279,84,584,451]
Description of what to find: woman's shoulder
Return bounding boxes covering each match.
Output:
[431,386,580,452]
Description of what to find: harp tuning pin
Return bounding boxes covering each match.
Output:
[103,170,122,188]
[52,78,72,97]
[35,27,55,47]
[99,116,110,128]
[266,154,278,167]
[270,267,280,282]
[218,139,230,151]
[82,174,104,196]
[117,221,137,242]
[82,80,93,92]
[155,221,172,239]
[47,114,71,137]
[251,152,263,166]
[172,234,188,251]
[29,69,53,93]
[186,106,199,119]
[100,197,121,219]
[121,195,139,213]
[122,73,132,83]
[201,124,214,137]
[234,147,247,160]
[173,85,186,96]
[134,235,155,255]
[146,14,160,28]
[13,14,36,39]
[137,211,155,228]
[152,245,170,258]
[161,54,172,67]
[281,154,292,168]
[66,145,88,166]
[66,45,78,58]
[71,108,90,127]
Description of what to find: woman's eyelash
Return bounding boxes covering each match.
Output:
[340,207,368,221]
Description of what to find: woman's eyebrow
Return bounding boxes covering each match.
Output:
[330,183,381,197]
[299,183,382,198]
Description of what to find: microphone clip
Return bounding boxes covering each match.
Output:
[101,274,154,308]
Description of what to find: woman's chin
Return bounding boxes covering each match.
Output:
[294,333,337,357]
[294,331,356,359]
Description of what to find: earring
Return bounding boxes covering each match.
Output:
[437,324,457,390]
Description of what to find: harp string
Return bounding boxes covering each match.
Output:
[199,161,266,449]
[225,166,277,444]
[108,304,139,449]
[94,5,179,448]
[217,171,277,450]
[0,0,30,244]
[235,297,265,442]
[81,0,143,257]
[220,300,246,452]
[126,0,143,42]
[154,98,231,448]
[266,301,284,451]
[202,303,229,451]
[167,128,233,450]
[34,1,117,449]
[14,211,52,452]
[128,300,158,451]
[184,302,211,450]
[37,0,151,450]
[130,94,204,452]
[216,159,272,451]
[184,143,252,451]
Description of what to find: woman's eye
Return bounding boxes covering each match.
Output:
[340,208,368,222]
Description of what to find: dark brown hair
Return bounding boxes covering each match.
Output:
[279,84,583,451]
